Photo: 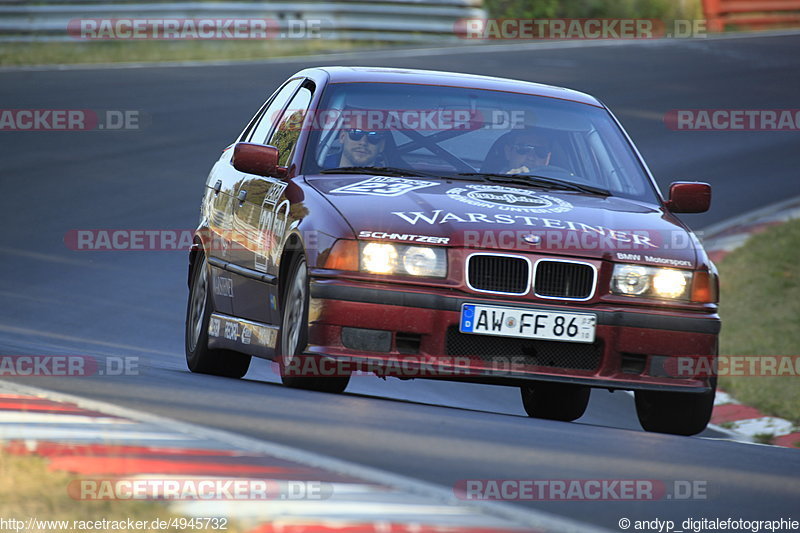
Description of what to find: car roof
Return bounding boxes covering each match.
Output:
[305,66,603,108]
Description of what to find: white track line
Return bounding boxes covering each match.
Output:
[0,425,185,441]
[0,380,611,533]
[713,390,738,406]
[723,418,795,439]
[0,412,128,424]
[701,194,800,240]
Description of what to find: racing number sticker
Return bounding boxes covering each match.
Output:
[255,182,289,273]
[329,176,437,197]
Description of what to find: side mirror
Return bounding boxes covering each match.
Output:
[666,181,711,213]
[232,142,287,178]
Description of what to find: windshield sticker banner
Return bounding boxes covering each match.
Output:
[330,176,437,197]
[446,185,573,214]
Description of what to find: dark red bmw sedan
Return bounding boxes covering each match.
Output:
[186,66,720,436]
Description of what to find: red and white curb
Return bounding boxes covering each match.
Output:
[0,381,609,533]
[700,194,800,449]
[702,195,800,264]
[711,391,800,447]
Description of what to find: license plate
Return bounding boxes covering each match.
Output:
[460,303,596,343]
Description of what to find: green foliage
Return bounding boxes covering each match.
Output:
[272,110,306,166]
[717,218,800,425]
[753,433,775,445]
[0,40,369,67]
[483,0,702,23]
[483,0,559,19]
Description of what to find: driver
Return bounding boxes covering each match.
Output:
[325,128,387,168]
[501,129,552,174]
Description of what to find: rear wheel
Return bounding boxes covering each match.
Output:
[278,253,350,393]
[185,251,251,378]
[634,381,716,436]
[521,382,590,422]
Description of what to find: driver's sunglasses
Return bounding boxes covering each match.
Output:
[513,144,550,158]
[348,129,385,144]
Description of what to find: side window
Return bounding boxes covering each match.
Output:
[267,83,314,167]
[246,78,303,145]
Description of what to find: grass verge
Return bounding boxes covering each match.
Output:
[0,40,381,67]
[482,0,703,25]
[0,449,243,532]
[717,218,800,427]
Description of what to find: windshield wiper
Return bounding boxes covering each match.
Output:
[456,172,611,197]
[320,166,442,179]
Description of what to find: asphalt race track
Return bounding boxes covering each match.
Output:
[2,33,800,529]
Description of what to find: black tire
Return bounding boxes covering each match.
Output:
[278,253,350,393]
[634,380,716,436]
[521,382,590,422]
[185,250,251,378]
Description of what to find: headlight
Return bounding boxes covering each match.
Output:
[613,265,649,296]
[652,269,688,299]
[611,264,692,300]
[360,242,446,277]
[361,243,398,274]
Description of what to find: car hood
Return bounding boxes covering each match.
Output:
[306,175,699,268]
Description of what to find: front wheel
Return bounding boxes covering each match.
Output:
[634,381,716,436]
[521,382,590,422]
[278,253,350,394]
[185,250,251,378]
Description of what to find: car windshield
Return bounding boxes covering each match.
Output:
[301,82,658,203]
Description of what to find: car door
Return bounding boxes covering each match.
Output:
[206,78,302,323]
[229,79,314,326]
[202,155,238,316]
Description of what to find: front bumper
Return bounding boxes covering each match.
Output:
[306,279,720,393]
